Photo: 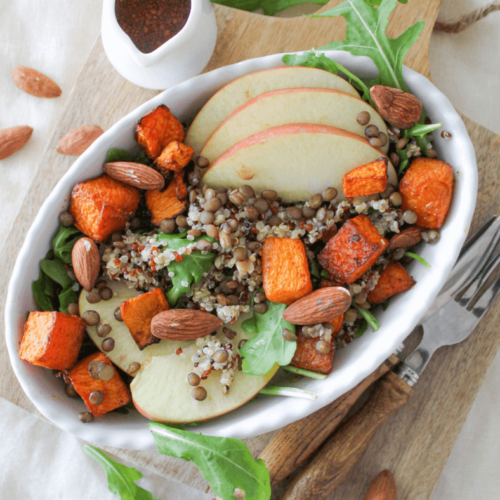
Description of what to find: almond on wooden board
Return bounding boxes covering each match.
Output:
[12,66,62,98]
[0,126,33,160]
[151,309,223,340]
[103,162,165,190]
[71,237,100,292]
[370,85,422,130]
[282,287,351,325]
[364,470,397,500]
[388,226,422,251]
[58,125,104,156]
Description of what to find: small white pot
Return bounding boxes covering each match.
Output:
[102,0,218,90]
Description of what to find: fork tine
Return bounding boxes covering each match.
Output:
[471,266,500,319]
[458,216,497,259]
[459,249,500,307]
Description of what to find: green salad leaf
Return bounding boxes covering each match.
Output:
[211,0,328,16]
[107,148,151,165]
[58,286,80,314]
[313,0,424,92]
[353,302,380,331]
[40,258,74,290]
[51,225,82,264]
[149,422,271,500]
[32,270,58,311]
[158,232,216,306]
[240,299,296,375]
[83,445,159,500]
[283,50,371,103]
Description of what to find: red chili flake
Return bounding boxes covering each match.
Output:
[175,348,183,355]
[299,222,305,229]
[131,243,139,250]
[138,245,145,252]
[306,224,313,231]
[151,247,158,253]
[201,369,212,379]
[251,227,258,234]
[175,254,183,262]
[270,204,279,214]
[230,317,237,324]
[184,248,192,255]
[129,270,136,277]
[113,259,121,266]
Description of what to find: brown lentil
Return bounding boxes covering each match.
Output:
[228,191,245,206]
[192,386,207,401]
[255,198,269,213]
[344,308,357,323]
[187,229,202,238]
[67,303,79,316]
[262,189,277,200]
[216,294,229,306]
[127,362,141,375]
[130,218,141,230]
[217,192,228,205]
[282,328,297,342]
[309,193,323,209]
[322,187,338,202]
[65,384,79,398]
[403,210,418,224]
[89,390,104,406]
[213,349,229,364]
[357,111,371,126]
[286,206,303,220]
[254,302,267,314]
[99,287,113,300]
[389,192,403,206]
[189,190,198,204]
[197,239,213,251]
[205,198,221,212]
[188,171,201,186]
[111,231,122,242]
[114,307,123,322]
[113,241,126,249]
[269,215,282,227]
[316,207,326,222]
[160,218,176,233]
[78,411,94,423]
[378,133,388,147]
[390,152,400,166]
[427,149,438,159]
[238,339,247,350]
[196,156,210,168]
[365,124,379,138]
[369,137,383,148]
[102,338,115,352]
[396,137,408,150]
[302,206,316,219]
[255,291,266,303]
[393,248,405,260]
[315,340,330,354]
[59,211,75,227]
[244,205,259,221]
[96,322,112,338]
[223,327,236,339]
[188,372,201,386]
[239,185,254,200]
[233,247,248,262]
[83,310,100,326]
[175,215,187,228]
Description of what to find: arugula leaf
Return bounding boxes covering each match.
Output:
[405,251,431,268]
[211,0,328,16]
[40,258,74,290]
[83,445,159,500]
[313,0,424,92]
[32,271,58,311]
[353,302,380,331]
[58,286,80,313]
[149,422,271,500]
[354,319,368,337]
[157,233,216,306]
[107,148,133,163]
[240,300,296,375]
[407,122,442,138]
[51,225,82,264]
[283,50,371,102]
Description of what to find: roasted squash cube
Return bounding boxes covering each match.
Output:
[329,313,344,335]
[120,288,170,349]
[19,311,85,370]
[69,175,140,242]
[135,105,185,160]
[155,140,194,175]
[67,352,131,418]
[342,158,388,198]
[400,157,454,229]
[291,332,335,375]
[262,237,313,305]
[368,261,415,304]
[146,180,188,225]
[318,215,389,284]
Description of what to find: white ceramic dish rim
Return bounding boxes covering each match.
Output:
[5,50,477,451]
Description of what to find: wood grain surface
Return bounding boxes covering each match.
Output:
[1,1,500,499]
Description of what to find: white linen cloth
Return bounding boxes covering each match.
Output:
[1,0,500,498]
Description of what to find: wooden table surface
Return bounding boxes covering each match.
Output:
[1,2,500,499]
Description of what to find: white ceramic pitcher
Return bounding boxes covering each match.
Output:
[102,0,217,90]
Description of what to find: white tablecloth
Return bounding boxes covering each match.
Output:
[1,1,499,498]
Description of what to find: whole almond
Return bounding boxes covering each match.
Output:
[282,287,351,325]
[72,237,101,292]
[151,310,223,340]
[364,470,397,500]
[0,126,33,160]
[103,162,165,190]
[370,85,422,130]
[388,226,422,251]
[12,66,62,98]
[58,125,104,156]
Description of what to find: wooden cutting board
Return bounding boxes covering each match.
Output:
[1,1,500,499]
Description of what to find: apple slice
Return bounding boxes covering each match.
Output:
[201,124,397,203]
[201,88,389,162]
[185,66,359,156]
[79,281,192,373]
[131,315,278,423]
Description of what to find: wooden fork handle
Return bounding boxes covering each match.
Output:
[282,371,414,500]
[259,354,399,486]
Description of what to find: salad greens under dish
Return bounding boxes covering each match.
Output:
[19,2,454,499]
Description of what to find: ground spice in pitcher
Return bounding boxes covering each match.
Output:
[116,0,191,53]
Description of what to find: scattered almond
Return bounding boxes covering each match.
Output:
[370,85,422,130]
[12,66,62,98]
[58,125,104,156]
[364,470,397,500]
[151,310,223,340]
[0,126,33,160]
[282,287,352,325]
[72,237,101,292]
[388,226,422,251]
[103,162,165,190]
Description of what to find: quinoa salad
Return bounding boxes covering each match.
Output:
[18,63,454,425]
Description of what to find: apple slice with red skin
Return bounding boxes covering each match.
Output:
[201,123,397,203]
[185,66,359,156]
[201,88,389,163]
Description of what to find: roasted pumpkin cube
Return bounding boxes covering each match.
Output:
[120,288,169,349]
[262,237,313,305]
[67,352,131,418]
[368,261,415,304]
[146,180,188,225]
[69,175,140,242]
[342,158,388,198]
[400,157,454,229]
[19,311,85,370]
[135,105,185,160]
[291,332,335,375]
[155,140,194,175]
[329,313,344,335]
[318,215,389,284]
